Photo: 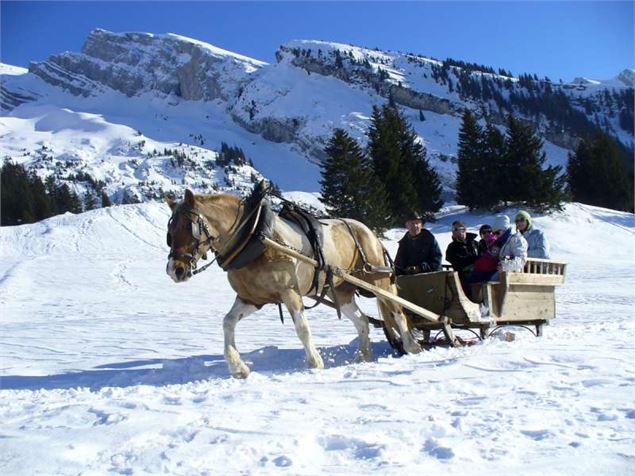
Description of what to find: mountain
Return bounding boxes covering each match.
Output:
[1,29,633,205]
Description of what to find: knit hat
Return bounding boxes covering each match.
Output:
[492,214,510,232]
[515,210,532,229]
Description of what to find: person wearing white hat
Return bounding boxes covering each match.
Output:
[491,214,528,275]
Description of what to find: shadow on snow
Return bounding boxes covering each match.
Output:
[0,339,398,392]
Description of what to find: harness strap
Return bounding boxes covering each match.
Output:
[280,204,326,295]
[339,219,368,268]
[192,254,219,275]
[302,266,341,318]
[216,203,262,269]
[339,219,394,275]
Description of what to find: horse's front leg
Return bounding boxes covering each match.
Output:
[223,296,258,379]
[281,289,324,370]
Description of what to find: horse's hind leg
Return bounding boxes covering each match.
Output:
[223,296,258,379]
[334,288,373,362]
[281,289,324,370]
[378,295,422,354]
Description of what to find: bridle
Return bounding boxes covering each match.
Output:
[166,207,218,275]
[166,200,246,276]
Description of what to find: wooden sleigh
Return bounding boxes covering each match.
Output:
[265,235,566,349]
[396,258,567,346]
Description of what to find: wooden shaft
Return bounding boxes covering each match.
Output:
[330,268,439,322]
[263,237,439,322]
[263,237,319,266]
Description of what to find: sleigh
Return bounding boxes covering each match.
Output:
[265,235,567,348]
[394,258,568,346]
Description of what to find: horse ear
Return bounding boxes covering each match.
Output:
[184,189,196,207]
[165,195,177,212]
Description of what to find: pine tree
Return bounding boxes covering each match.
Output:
[455,109,483,209]
[411,144,443,214]
[368,104,442,222]
[320,129,390,232]
[479,122,506,209]
[1,162,54,225]
[54,183,83,214]
[101,191,112,208]
[28,170,53,220]
[501,115,545,204]
[83,191,96,211]
[1,161,35,225]
[502,115,567,210]
[567,132,633,211]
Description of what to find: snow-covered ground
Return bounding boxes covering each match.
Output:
[1,201,634,474]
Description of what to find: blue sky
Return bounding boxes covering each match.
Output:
[1,1,633,82]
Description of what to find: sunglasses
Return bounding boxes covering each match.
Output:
[515,218,526,223]
[452,227,466,232]
[481,229,493,235]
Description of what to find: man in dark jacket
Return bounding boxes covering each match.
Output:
[395,211,442,275]
[445,220,478,298]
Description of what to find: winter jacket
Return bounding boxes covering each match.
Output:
[395,229,442,275]
[522,226,550,259]
[498,227,528,267]
[474,237,498,273]
[445,232,478,272]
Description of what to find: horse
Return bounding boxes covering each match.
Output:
[165,189,421,378]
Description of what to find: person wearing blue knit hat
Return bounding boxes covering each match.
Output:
[514,210,550,259]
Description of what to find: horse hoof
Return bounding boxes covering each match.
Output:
[308,354,324,369]
[230,364,251,379]
[404,342,422,354]
[354,351,373,363]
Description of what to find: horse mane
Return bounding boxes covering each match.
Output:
[196,192,241,207]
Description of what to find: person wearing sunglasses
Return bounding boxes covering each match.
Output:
[395,211,442,275]
[445,220,478,298]
[470,224,499,283]
[514,210,550,259]
[492,214,528,276]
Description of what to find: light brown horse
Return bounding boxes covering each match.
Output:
[166,189,421,378]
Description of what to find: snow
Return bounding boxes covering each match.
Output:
[1,201,633,474]
[0,63,28,75]
[165,33,268,68]
[0,89,320,195]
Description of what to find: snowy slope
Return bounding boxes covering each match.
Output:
[1,202,633,474]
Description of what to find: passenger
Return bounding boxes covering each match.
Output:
[469,224,498,283]
[514,210,550,259]
[445,220,478,297]
[395,211,442,275]
[492,214,528,277]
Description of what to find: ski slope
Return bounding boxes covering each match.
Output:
[0,201,634,474]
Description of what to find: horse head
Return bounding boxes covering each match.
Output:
[165,189,217,283]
